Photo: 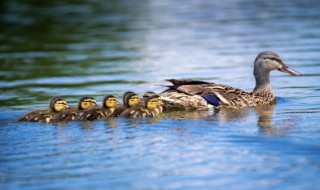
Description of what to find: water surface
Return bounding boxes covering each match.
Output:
[1,0,320,189]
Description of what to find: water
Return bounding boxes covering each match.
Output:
[1,0,320,189]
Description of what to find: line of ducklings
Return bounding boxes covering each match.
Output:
[19,91,163,123]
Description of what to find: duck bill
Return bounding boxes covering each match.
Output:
[278,66,302,76]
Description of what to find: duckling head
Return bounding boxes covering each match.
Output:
[50,96,68,112]
[254,51,302,77]
[122,91,135,105]
[78,96,97,110]
[145,95,162,110]
[103,95,117,108]
[125,93,141,108]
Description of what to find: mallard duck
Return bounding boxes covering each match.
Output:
[80,95,118,121]
[51,96,97,123]
[19,97,68,122]
[161,51,302,110]
[120,94,163,118]
[111,91,142,117]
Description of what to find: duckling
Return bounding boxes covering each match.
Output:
[19,97,68,122]
[120,95,163,118]
[161,51,302,110]
[51,96,97,123]
[142,91,163,115]
[80,95,118,121]
[111,92,142,117]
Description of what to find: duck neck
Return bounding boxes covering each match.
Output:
[253,69,273,95]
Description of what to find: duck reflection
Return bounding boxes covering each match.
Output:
[105,118,118,128]
[158,101,285,136]
[74,99,291,137]
[253,103,275,128]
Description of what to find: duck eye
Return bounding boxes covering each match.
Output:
[269,57,279,62]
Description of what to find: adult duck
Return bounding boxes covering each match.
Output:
[160,51,302,110]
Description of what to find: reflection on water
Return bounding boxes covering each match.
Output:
[1,0,320,189]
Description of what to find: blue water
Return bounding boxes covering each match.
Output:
[1,0,320,189]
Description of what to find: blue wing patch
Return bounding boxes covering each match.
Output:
[201,95,220,106]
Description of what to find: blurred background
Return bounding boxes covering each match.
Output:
[1,0,320,189]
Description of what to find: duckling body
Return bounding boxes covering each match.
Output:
[19,110,50,122]
[161,52,302,110]
[19,97,68,123]
[120,95,163,118]
[51,96,97,123]
[81,95,117,121]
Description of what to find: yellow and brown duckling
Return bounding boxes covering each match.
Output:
[120,94,163,118]
[111,91,142,117]
[80,95,118,121]
[19,97,68,122]
[51,96,97,123]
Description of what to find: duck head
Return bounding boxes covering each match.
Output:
[78,96,97,110]
[254,51,302,77]
[50,96,68,112]
[103,95,117,108]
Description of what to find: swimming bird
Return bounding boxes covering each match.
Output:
[120,94,163,118]
[51,96,97,123]
[80,95,118,121]
[160,51,302,110]
[19,97,68,122]
[111,92,142,117]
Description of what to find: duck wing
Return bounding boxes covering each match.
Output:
[166,79,211,85]
[163,79,254,109]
